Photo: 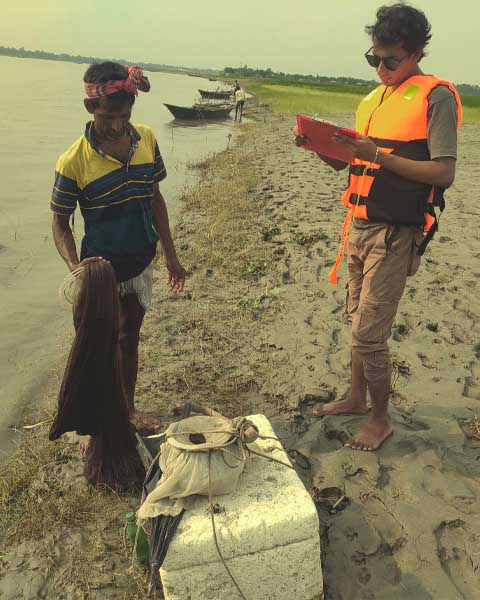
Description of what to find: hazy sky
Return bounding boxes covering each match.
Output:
[2,1,478,84]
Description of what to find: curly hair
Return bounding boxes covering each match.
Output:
[84,61,135,109]
[365,3,432,58]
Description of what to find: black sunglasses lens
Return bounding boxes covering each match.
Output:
[365,54,401,71]
[383,58,398,70]
[365,54,380,68]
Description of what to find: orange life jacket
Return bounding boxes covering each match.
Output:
[329,75,462,284]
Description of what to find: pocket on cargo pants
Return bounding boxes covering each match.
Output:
[354,300,399,347]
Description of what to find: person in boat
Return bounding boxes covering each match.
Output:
[235,87,246,122]
[51,61,186,445]
[232,79,241,94]
[294,3,461,450]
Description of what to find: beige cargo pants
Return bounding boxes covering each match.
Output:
[347,224,424,384]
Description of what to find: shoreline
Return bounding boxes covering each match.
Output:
[1,112,479,599]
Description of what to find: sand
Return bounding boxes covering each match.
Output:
[1,111,479,599]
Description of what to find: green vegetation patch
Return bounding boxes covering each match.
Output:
[291,227,328,246]
[242,257,269,279]
[248,82,363,115]
[244,77,480,122]
[262,222,281,241]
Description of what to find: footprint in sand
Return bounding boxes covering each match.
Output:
[392,321,409,342]
[390,389,416,414]
[417,352,438,370]
[423,466,477,513]
[474,343,480,359]
[322,419,351,446]
[399,413,430,431]
[462,359,480,400]
[361,494,407,552]
[331,328,340,346]
[406,284,417,299]
[434,519,480,599]
[395,439,418,455]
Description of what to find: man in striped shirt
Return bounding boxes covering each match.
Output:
[51,62,185,435]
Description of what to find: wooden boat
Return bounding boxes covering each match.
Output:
[198,89,232,100]
[164,103,233,120]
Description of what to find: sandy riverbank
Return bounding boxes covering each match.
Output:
[1,111,479,599]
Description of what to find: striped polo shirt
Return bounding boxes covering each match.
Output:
[51,122,166,280]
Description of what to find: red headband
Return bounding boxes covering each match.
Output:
[84,66,150,100]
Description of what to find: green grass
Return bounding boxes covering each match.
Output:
[460,93,480,122]
[250,78,375,96]
[247,81,365,115]
[244,77,480,123]
[462,107,480,123]
[460,93,480,109]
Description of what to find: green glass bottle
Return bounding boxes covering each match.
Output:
[125,511,150,566]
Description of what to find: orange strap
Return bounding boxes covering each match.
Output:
[329,164,370,285]
[328,209,353,284]
[424,211,435,232]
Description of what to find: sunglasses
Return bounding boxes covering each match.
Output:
[364,47,410,71]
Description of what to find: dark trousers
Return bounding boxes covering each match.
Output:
[119,294,145,413]
[235,100,245,122]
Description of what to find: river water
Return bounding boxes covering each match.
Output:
[0,56,234,454]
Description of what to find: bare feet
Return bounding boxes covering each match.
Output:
[312,397,369,417]
[78,435,92,455]
[344,418,393,451]
[130,410,162,432]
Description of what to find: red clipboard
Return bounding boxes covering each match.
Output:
[296,115,358,163]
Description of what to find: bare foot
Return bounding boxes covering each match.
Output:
[344,419,393,451]
[130,410,162,432]
[313,397,369,417]
[78,435,92,455]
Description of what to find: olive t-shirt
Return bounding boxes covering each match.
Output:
[353,84,458,230]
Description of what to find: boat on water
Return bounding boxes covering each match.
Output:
[164,102,234,120]
[198,89,232,100]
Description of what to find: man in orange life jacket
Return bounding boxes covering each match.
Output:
[295,4,461,450]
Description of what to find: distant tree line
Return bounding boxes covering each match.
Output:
[1,48,478,95]
[224,65,377,87]
[0,46,221,76]
[452,83,480,96]
[224,66,480,96]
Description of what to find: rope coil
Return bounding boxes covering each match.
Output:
[58,266,85,304]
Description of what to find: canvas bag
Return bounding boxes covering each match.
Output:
[137,415,247,521]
